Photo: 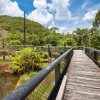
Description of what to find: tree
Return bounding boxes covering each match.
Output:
[74,28,89,46]
[88,27,99,35]
[49,27,59,33]
[90,34,100,49]
[93,10,100,28]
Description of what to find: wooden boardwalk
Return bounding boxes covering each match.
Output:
[64,50,100,100]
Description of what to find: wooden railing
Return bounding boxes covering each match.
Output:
[85,47,100,67]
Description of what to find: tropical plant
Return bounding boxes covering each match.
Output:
[11,47,41,75]
[93,10,100,28]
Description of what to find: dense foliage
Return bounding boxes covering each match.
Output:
[74,27,100,49]
[93,10,100,28]
[11,48,41,74]
[0,12,100,49]
[0,15,63,46]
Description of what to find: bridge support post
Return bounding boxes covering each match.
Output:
[55,63,60,83]
[93,51,98,62]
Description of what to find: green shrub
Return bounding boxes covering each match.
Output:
[52,52,61,58]
[9,40,21,45]
[11,47,41,74]
[41,52,48,59]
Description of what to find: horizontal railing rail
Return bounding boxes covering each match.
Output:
[73,46,83,50]
[85,47,100,67]
[3,48,73,100]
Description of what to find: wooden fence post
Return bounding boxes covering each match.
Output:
[48,44,52,63]
[2,39,5,61]
[94,51,98,62]
[55,63,60,83]
[85,36,88,47]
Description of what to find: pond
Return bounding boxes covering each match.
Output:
[0,73,19,99]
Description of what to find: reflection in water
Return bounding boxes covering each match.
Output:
[0,73,19,99]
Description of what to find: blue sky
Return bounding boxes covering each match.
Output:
[0,0,100,33]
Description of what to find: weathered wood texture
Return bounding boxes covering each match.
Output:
[56,75,67,100]
[64,50,100,100]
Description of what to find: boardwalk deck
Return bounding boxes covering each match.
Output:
[64,50,100,100]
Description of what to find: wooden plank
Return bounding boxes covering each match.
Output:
[56,75,67,100]
[64,50,100,100]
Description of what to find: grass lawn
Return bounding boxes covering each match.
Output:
[16,62,55,100]
[0,55,12,67]
[0,61,10,66]
[16,62,49,87]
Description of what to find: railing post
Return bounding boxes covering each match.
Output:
[94,51,98,61]
[85,36,88,47]
[64,49,73,71]
[83,45,85,52]
[64,53,69,71]
[55,63,60,83]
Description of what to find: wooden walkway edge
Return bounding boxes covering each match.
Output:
[64,50,100,100]
[56,75,67,100]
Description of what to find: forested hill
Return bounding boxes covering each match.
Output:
[0,15,64,46]
[0,15,48,34]
[0,12,99,48]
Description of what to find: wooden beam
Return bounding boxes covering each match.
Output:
[56,75,67,100]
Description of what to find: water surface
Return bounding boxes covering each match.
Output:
[0,73,19,99]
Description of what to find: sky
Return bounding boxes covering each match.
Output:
[0,0,100,33]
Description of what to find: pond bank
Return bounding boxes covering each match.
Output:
[0,65,11,74]
[0,73,19,99]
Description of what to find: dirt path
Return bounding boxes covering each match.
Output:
[0,65,11,73]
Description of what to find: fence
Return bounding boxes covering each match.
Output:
[0,44,71,61]
[3,48,73,100]
[85,47,100,67]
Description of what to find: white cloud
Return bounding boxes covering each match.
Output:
[34,0,47,8]
[0,0,23,17]
[58,26,67,33]
[48,22,73,33]
[27,8,53,26]
[49,0,72,20]
[27,0,53,26]
[48,25,68,33]
[83,10,98,22]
